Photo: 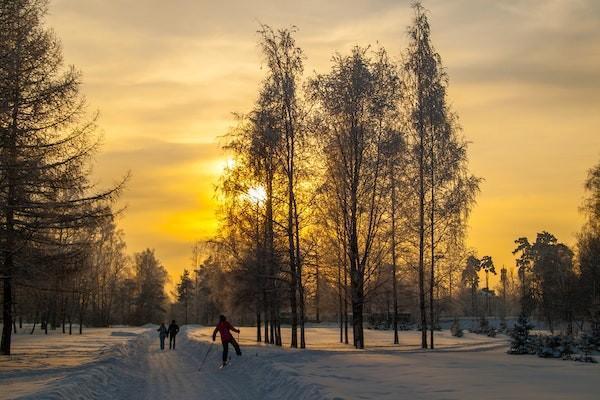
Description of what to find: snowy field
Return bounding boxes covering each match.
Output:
[0,325,598,399]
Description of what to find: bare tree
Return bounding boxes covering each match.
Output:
[402,1,479,349]
[309,47,401,348]
[257,25,306,348]
[382,131,405,344]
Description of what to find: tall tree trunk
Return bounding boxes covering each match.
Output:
[255,202,262,343]
[79,297,86,335]
[265,170,275,345]
[282,72,299,349]
[418,116,427,349]
[263,290,269,344]
[256,310,261,342]
[349,218,364,349]
[343,240,349,345]
[12,304,17,334]
[1,82,19,355]
[287,159,298,348]
[429,131,436,349]
[294,199,305,349]
[276,318,282,346]
[315,260,320,323]
[414,7,428,350]
[390,165,399,345]
[485,271,490,317]
[337,243,343,343]
[299,283,306,348]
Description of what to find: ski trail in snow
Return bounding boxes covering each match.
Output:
[138,330,260,400]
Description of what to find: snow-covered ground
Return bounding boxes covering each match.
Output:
[0,326,148,399]
[0,325,597,399]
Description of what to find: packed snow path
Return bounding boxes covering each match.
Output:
[137,329,324,400]
[140,331,272,400]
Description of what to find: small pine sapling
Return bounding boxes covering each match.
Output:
[575,334,598,363]
[508,313,535,354]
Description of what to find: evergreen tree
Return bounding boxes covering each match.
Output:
[508,312,535,354]
[499,267,508,330]
[461,255,480,318]
[133,249,168,325]
[176,269,194,325]
[480,255,496,317]
[578,160,600,338]
[513,232,577,333]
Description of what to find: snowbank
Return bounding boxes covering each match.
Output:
[188,326,599,400]
[0,327,148,399]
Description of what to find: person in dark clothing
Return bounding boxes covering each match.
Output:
[212,314,241,366]
[168,320,179,350]
[157,322,168,350]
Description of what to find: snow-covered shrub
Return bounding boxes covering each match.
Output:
[451,319,463,337]
[561,335,575,358]
[509,314,598,362]
[537,335,574,358]
[572,334,598,363]
[591,320,600,350]
[470,316,496,336]
[508,313,535,355]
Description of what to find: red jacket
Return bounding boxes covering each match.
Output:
[213,321,239,343]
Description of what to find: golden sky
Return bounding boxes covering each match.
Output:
[48,0,600,284]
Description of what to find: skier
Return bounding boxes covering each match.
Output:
[157,322,168,350]
[168,319,180,350]
[212,314,242,367]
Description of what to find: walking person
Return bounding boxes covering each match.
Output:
[212,314,242,367]
[168,320,180,350]
[157,322,168,350]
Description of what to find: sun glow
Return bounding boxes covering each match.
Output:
[211,157,236,175]
[247,185,267,204]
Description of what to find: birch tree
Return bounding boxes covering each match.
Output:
[402,1,479,349]
[257,25,306,348]
[309,47,401,348]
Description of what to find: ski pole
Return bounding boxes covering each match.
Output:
[198,342,213,372]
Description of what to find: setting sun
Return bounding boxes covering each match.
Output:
[247,186,267,204]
